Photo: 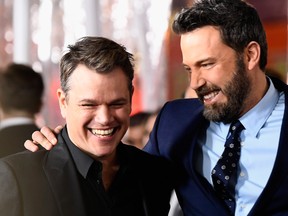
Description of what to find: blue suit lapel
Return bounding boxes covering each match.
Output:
[189,117,231,214]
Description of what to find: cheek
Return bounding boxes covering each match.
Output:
[65,107,89,125]
[208,68,233,88]
[59,105,67,119]
[218,63,237,80]
[116,108,131,124]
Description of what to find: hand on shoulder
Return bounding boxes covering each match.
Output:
[24,125,63,151]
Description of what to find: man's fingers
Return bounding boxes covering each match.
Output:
[53,125,63,134]
[24,140,39,152]
[23,125,61,152]
[40,126,58,145]
[30,129,53,150]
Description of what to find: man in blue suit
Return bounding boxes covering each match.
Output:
[24,0,288,215]
[144,0,288,215]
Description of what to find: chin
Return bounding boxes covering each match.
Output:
[92,146,117,159]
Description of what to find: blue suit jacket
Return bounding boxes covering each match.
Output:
[144,77,288,216]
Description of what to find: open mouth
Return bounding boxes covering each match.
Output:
[90,128,116,137]
[203,90,220,103]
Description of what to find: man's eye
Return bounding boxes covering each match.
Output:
[202,63,213,68]
[184,67,191,72]
[111,103,125,108]
[81,104,95,107]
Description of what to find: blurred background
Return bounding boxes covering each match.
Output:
[0,0,287,127]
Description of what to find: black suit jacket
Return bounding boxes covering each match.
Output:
[144,77,288,215]
[0,129,173,216]
[0,124,39,158]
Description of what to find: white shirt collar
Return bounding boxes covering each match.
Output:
[0,117,34,130]
[239,77,279,137]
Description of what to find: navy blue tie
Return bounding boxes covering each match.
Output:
[211,120,244,214]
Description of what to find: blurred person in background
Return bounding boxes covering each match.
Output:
[123,111,151,149]
[142,110,159,146]
[0,63,44,157]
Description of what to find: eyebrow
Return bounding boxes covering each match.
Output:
[79,97,128,104]
[78,98,95,103]
[183,57,215,67]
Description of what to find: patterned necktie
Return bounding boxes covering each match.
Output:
[211,120,244,214]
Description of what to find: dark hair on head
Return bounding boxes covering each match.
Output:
[172,0,267,71]
[130,111,152,127]
[0,63,44,114]
[60,36,135,97]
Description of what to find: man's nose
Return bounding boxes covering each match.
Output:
[189,70,205,90]
[95,106,112,125]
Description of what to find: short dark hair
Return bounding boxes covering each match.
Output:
[0,63,44,114]
[59,36,135,97]
[172,0,267,71]
[130,112,151,127]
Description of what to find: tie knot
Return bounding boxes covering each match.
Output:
[229,120,244,135]
[226,120,244,145]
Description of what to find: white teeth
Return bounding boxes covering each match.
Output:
[204,91,219,100]
[91,128,114,136]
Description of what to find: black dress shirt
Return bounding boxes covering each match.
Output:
[63,128,148,216]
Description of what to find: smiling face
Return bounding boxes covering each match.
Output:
[58,64,132,161]
[181,26,251,123]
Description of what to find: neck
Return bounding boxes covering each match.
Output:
[241,72,268,116]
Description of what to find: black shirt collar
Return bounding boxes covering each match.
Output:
[62,126,95,178]
[61,126,132,179]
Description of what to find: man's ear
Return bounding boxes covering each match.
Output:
[57,88,67,118]
[245,41,261,70]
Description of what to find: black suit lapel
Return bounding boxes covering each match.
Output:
[43,137,86,216]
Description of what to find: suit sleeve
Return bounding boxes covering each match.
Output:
[0,160,22,216]
[143,98,205,158]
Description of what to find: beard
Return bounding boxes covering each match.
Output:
[196,55,251,124]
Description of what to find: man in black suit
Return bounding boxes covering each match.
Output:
[0,37,173,216]
[0,63,44,157]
